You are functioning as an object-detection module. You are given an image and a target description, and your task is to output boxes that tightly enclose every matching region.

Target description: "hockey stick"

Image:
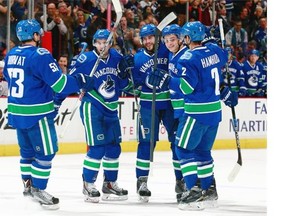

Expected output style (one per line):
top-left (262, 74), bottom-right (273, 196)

top-left (59, 0), bottom-right (122, 138)
top-left (79, 42), bottom-right (88, 55)
top-left (150, 12), bottom-right (177, 163)
top-left (119, 25), bottom-right (146, 139)
top-left (218, 19), bottom-right (242, 182)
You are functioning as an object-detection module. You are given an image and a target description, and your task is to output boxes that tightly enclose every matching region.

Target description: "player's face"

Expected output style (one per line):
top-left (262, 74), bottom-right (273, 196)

top-left (95, 39), bottom-right (111, 57)
top-left (249, 54), bottom-right (259, 64)
top-left (163, 34), bottom-right (179, 53)
top-left (142, 35), bottom-right (155, 52)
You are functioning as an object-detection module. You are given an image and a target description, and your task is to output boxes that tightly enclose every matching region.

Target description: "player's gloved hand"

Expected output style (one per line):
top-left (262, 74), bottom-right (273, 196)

top-left (220, 86), bottom-right (238, 107)
top-left (148, 68), bottom-right (170, 89)
top-left (238, 88), bottom-right (247, 97)
top-left (255, 89), bottom-right (265, 97)
top-left (118, 54), bottom-right (134, 79)
top-left (74, 73), bottom-right (95, 92)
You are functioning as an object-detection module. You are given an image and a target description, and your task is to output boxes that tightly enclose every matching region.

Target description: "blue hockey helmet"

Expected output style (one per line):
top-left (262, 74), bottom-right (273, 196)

top-left (93, 29), bottom-right (112, 46)
top-left (162, 24), bottom-right (181, 38)
top-left (16, 19), bottom-right (43, 42)
top-left (93, 29), bottom-right (110, 40)
top-left (248, 49), bottom-right (260, 56)
top-left (225, 47), bottom-right (233, 54)
top-left (139, 24), bottom-right (157, 39)
top-left (181, 21), bottom-right (206, 42)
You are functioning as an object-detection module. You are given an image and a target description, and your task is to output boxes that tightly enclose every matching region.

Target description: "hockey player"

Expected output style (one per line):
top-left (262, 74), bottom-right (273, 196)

top-left (242, 49), bottom-right (265, 97)
top-left (221, 47), bottom-right (247, 96)
top-left (161, 24), bottom-right (188, 201)
top-left (131, 23), bottom-right (179, 202)
top-left (148, 21), bottom-right (238, 210)
top-left (2, 19), bottom-right (94, 210)
top-left (55, 29), bottom-right (134, 203)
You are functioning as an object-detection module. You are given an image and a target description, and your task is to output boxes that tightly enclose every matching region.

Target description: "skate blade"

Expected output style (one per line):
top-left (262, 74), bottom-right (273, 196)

top-left (204, 200), bottom-right (218, 208)
top-left (178, 201), bottom-right (204, 211)
top-left (40, 203), bottom-right (60, 210)
top-left (138, 195), bottom-right (149, 203)
top-left (84, 196), bottom-right (100, 203)
top-left (101, 193), bottom-right (128, 201)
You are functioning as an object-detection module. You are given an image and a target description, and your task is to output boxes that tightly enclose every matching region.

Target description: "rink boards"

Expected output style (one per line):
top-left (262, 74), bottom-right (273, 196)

top-left (0, 97), bottom-right (267, 156)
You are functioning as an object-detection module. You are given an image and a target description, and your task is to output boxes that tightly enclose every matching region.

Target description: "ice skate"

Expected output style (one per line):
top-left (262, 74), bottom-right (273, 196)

top-left (137, 176), bottom-right (151, 203)
top-left (202, 180), bottom-right (218, 208)
top-left (83, 181), bottom-right (100, 203)
top-left (176, 179), bottom-right (201, 203)
top-left (178, 187), bottom-right (204, 211)
top-left (175, 178), bottom-right (186, 194)
top-left (22, 179), bottom-right (32, 197)
top-left (31, 186), bottom-right (59, 210)
top-left (101, 181), bottom-right (128, 201)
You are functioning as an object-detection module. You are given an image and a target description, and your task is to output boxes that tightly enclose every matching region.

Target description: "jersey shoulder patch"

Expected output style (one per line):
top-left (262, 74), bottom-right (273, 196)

top-left (180, 50), bottom-right (193, 60)
top-left (36, 48), bottom-right (50, 55)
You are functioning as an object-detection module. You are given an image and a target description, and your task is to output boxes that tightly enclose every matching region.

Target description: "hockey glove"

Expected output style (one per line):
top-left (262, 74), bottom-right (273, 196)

top-left (255, 89), bottom-right (265, 97)
top-left (74, 73), bottom-right (95, 92)
top-left (148, 69), bottom-right (170, 89)
top-left (220, 86), bottom-right (238, 107)
top-left (118, 54), bottom-right (134, 79)
top-left (238, 88), bottom-right (247, 97)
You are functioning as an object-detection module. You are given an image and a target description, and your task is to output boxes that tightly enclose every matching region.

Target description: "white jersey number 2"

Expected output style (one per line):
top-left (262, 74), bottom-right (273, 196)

top-left (7, 68), bottom-right (24, 98)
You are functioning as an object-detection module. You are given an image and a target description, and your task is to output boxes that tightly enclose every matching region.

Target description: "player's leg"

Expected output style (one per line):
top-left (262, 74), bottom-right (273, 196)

top-left (22, 117), bottom-right (59, 210)
top-left (135, 107), bottom-right (160, 202)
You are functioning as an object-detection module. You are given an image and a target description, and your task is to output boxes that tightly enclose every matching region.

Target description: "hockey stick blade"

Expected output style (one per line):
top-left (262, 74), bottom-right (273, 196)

top-left (228, 163), bottom-right (242, 182)
top-left (157, 12), bottom-right (177, 31)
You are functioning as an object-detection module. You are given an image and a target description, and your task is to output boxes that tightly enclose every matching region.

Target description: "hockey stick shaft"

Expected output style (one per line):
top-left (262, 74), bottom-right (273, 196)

top-left (218, 19), bottom-right (242, 181)
top-left (59, 0), bottom-right (122, 138)
top-left (150, 12), bottom-right (177, 162)
top-left (79, 42), bottom-right (88, 55)
top-left (119, 26), bottom-right (146, 139)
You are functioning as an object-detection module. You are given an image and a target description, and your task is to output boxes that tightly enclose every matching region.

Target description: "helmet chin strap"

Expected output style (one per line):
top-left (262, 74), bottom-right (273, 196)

top-left (33, 33), bottom-right (41, 47)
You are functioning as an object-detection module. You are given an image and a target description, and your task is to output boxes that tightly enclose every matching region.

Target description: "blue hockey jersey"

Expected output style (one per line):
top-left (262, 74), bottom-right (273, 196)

top-left (169, 43), bottom-right (228, 126)
top-left (3, 45), bottom-right (82, 129)
top-left (168, 46), bottom-right (188, 118)
top-left (132, 42), bottom-right (171, 110)
top-left (69, 48), bottom-right (132, 117)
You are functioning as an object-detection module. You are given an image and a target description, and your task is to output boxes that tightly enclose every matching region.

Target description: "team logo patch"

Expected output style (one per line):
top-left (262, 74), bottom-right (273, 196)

top-left (97, 134), bottom-right (104, 140)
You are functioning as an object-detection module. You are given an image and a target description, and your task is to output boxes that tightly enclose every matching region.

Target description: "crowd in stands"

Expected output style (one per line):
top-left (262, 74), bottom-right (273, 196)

top-left (0, 0), bottom-right (267, 97)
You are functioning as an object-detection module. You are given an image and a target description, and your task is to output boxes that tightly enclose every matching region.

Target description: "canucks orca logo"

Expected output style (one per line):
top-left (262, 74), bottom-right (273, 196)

top-left (98, 75), bottom-right (115, 98)
top-left (248, 74), bottom-right (258, 87)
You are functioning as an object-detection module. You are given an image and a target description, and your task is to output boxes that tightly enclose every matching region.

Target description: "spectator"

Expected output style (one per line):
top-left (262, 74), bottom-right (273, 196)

top-left (10, 0), bottom-right (29, 45)
top-left (40, 2), bottom-right (68, 60)
top-left (73, 10), bottom-right (92, 53)
top-left (248, 5), bottom-right (264, 41)
top-left (225, 19), bottom-right (248, 60)
top-left (0, 0), bottom-right (7, 44)
top-left (116, 16), bottom-right (136, 54)
top-left (58, 54), bottom-right (69, 74)
top-left (0, 60), bottom-right (8, 97)
top-left (124, 8), bottom-right (138, 29)
top-left (216, 4), bottom-right (231, 34)
top-left (254, 16), bottom-right (267, 52)
top-left (236, 6), bottom-right (250, 30)
top-left (58, 1), bottom-right (77, 59)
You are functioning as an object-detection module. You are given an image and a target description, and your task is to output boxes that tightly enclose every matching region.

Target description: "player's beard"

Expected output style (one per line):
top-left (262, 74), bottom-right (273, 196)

top-left (144, 42), bottom-right (155, 55)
